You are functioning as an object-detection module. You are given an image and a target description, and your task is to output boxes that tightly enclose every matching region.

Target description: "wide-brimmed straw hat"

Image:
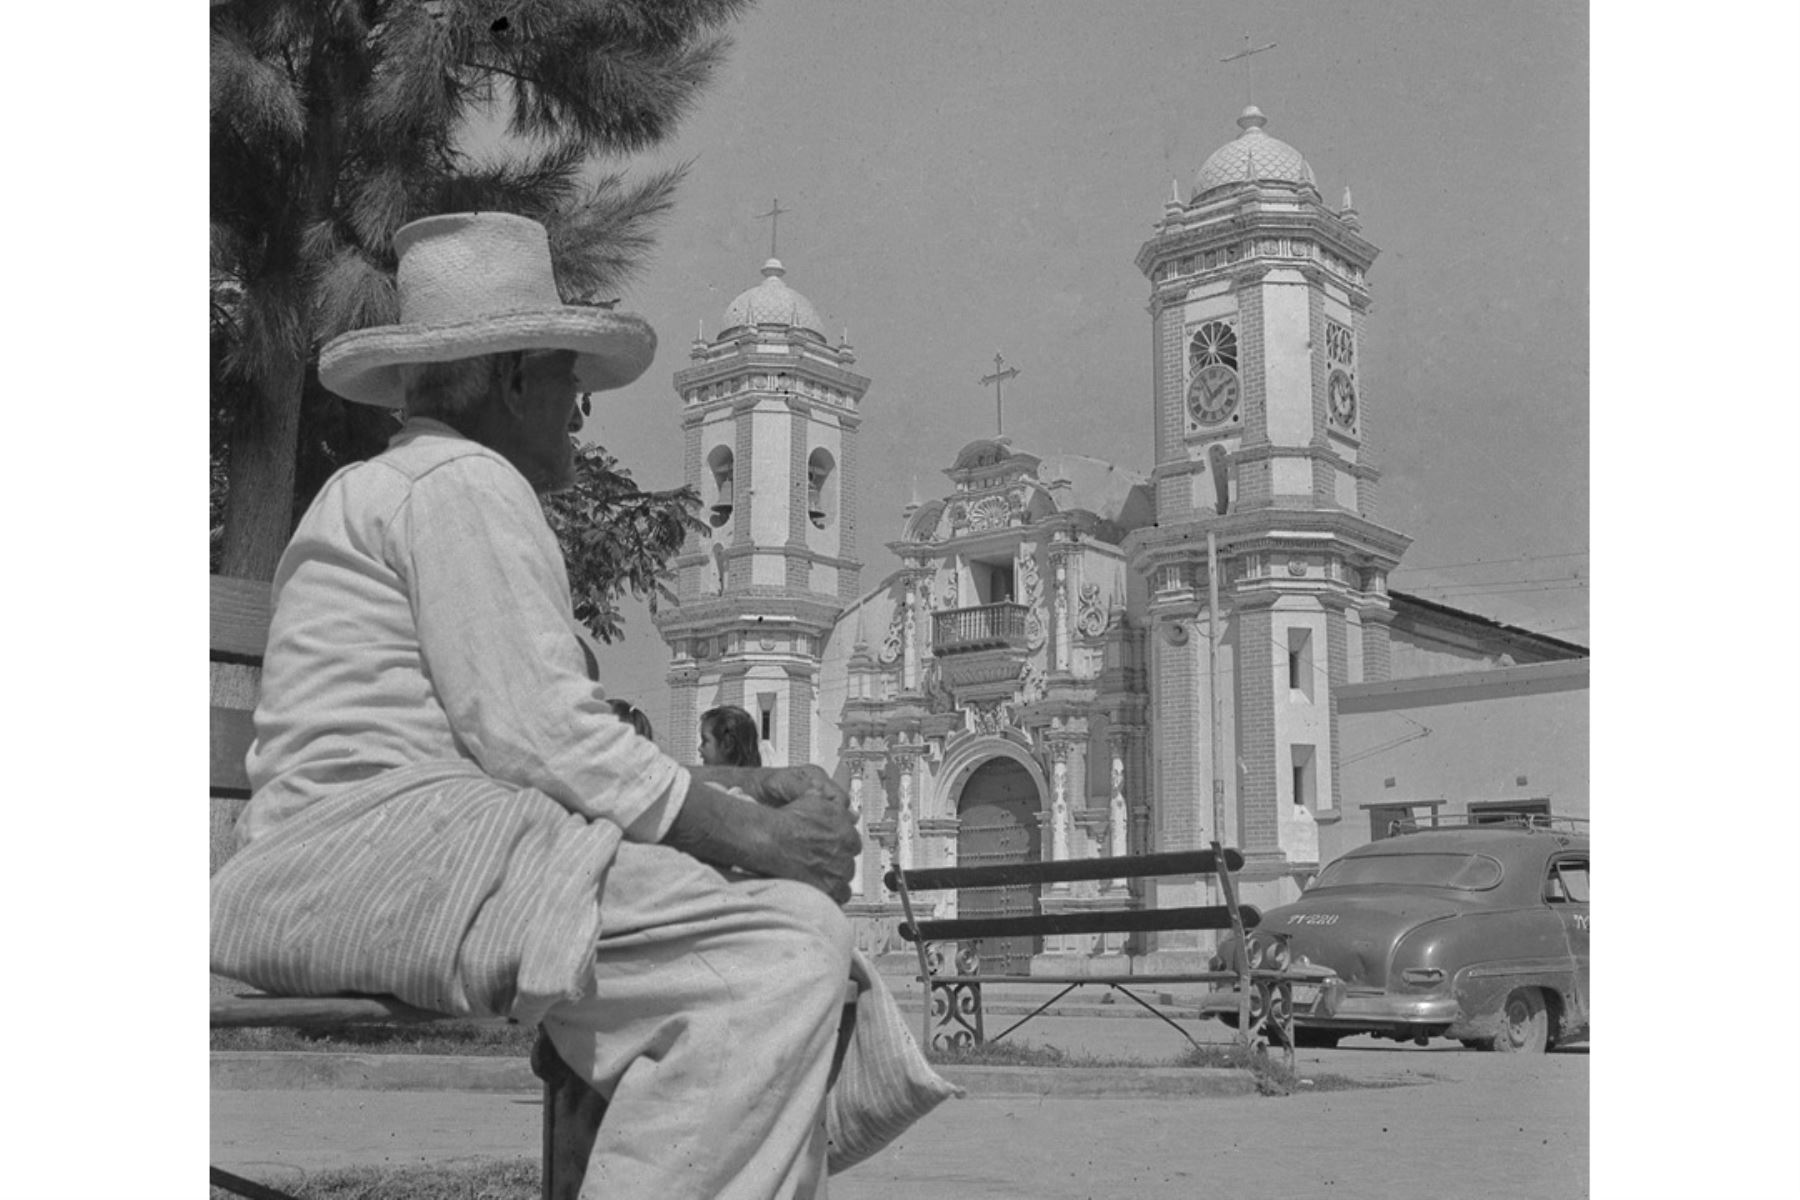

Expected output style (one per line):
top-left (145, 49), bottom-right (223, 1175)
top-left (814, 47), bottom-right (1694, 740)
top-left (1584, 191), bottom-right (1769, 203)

top-left (318, 212), bottom-right (657, 409)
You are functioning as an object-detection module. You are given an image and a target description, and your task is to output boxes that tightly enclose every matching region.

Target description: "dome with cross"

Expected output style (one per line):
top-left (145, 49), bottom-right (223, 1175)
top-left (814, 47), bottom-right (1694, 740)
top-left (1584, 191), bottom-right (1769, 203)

top-left (1193, 106), bottom-right (1317, 199)
top-left (721, 259), bottom-right (827, 342)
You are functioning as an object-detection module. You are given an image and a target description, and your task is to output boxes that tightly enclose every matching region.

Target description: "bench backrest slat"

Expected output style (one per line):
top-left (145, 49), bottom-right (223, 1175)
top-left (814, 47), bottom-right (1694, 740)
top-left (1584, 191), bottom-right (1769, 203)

top-left (903, 904), bottom-right (1260, 944)
top-left (210, 575), bottom-right (272, 801)
top-left (885, 847), bottom-right (1243, 894)
top-left (211, 575), bottom-right (273, 664)
top-left (211, 706), bottom-right (257, 798)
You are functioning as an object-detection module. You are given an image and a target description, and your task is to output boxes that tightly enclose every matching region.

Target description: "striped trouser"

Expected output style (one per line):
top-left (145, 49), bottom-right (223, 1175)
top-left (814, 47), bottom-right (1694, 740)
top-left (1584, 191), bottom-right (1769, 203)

top-left (539, 840), bottom-right (853, 1200)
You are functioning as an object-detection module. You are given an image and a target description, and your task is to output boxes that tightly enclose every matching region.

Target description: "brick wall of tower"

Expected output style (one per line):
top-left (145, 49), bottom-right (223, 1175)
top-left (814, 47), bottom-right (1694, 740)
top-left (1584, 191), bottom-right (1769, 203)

top-left (1364, 610), bottom-right (1393, 682)
top-left (1325, 603), bottom-right (1349, 811)
top-left (1154, 302), bottom-right (1190, 519)
top-left (1236, 603), bottom-right (1278, 852)
top-left (681, 420), bottom-right (703, 600)
top-left (667, 669), bottom-right (699, 771)
top-left (1353, 301), bottom-right (1379, 517)
top-left (786, 669), bottom-right (815, 767)
top-left (838, 418), bottom-right (859, 600)
top-left (1309, 286), bottom-right (1336, 507)
top-left (1235, 285), bottom-right (1271, 509)
top-left (730, 410), bottom-right (754, 588)
top-left (786, 408), bottom-right (810, 588)
top-left (1152, 619), bottom-right (1202, 851)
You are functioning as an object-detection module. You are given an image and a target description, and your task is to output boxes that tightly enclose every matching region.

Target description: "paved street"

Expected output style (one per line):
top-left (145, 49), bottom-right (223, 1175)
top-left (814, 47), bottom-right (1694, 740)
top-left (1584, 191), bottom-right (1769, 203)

top-left (213, 1009), bottom-right (1588, 1200)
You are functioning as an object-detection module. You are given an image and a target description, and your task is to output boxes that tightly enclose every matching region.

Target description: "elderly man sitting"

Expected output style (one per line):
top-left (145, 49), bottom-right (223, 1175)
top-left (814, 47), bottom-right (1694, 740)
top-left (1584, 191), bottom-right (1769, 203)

top-left (211, 213), bottom-right (932, 1199)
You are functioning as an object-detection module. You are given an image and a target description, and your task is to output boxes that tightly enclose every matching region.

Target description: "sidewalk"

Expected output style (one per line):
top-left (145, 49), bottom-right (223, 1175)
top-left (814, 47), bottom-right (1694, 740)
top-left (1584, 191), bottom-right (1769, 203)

top-left (213, 1012), bottom-right (1588, 1200)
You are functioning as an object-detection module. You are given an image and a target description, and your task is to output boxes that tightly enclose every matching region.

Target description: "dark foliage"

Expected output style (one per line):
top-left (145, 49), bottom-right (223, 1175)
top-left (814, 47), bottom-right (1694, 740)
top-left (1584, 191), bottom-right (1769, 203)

top-left (210, 0), bottom-right (751, 609)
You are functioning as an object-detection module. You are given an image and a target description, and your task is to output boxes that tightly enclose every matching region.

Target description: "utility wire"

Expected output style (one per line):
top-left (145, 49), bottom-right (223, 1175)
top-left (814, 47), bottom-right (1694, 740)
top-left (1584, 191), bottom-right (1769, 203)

top-left (1392, 550), bottom-right (1588, 574)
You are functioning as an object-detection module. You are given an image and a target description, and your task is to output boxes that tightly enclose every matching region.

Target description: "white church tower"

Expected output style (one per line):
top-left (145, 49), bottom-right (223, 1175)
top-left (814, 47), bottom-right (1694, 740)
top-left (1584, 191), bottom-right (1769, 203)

top-left (1127, 106), bottom-right (1412, 911)
top-left (655, 257), bottom-right (870, 765)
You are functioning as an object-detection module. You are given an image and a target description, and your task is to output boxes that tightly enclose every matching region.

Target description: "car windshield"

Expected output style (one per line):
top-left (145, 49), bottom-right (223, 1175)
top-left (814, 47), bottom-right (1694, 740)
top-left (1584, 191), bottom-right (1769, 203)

top-left (1313, 852), bottom-right (1504, 891)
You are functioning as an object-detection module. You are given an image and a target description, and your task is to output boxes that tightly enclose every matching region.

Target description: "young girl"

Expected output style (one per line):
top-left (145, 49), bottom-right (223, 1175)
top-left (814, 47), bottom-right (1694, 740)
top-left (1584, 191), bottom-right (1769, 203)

top-left (698, 704), bottom-right (761, 768)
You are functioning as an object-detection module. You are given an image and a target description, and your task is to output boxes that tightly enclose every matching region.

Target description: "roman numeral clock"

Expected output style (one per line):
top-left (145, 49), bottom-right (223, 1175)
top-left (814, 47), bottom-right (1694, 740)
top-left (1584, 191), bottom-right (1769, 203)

top-left (1186, 319), bottom-right (1241, 430)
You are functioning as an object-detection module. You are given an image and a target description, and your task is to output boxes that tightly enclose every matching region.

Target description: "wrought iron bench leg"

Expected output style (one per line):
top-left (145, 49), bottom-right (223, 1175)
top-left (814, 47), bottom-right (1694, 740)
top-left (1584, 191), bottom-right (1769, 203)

top-left (532, 1027), bottom-right (609, 1200)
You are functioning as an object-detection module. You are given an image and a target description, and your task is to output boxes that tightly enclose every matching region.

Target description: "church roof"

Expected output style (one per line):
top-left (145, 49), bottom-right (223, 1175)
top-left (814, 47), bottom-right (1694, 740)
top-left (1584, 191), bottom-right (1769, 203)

top-left (1193, 106), bottom-right (1317, 198)
top-left (1033, 453), bottom-right (1151, 528)
top-left (721, 259), bottom-right (827, 341)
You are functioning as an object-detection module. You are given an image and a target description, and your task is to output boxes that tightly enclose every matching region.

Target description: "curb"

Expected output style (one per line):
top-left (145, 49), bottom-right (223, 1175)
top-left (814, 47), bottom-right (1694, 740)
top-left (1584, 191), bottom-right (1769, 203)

top-left (211, 1052), bottom-right (1259, 1100)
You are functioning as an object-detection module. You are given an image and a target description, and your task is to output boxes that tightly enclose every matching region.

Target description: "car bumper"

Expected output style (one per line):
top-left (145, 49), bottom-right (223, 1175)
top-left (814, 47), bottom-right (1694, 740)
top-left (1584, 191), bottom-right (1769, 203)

top-left (1295, 991), bottom-right (1462, 1030)
top-left (1198, 986), bottom-right (1463, 1034)
top-left (1195, 973), bottom-right (1349, 1021)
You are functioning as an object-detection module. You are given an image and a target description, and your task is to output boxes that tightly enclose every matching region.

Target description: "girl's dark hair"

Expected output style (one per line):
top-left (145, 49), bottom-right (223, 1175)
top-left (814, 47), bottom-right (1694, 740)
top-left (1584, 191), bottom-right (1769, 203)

top-left (608, 698), bottom-right (654, 741)
top-left (700, 705), bottom-right (761, 767)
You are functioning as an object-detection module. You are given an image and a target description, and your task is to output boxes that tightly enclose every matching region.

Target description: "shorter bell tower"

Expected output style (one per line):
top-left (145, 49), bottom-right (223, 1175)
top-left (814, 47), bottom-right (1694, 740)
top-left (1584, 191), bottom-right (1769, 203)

top-left (656, 257), bottom-right (870, 766)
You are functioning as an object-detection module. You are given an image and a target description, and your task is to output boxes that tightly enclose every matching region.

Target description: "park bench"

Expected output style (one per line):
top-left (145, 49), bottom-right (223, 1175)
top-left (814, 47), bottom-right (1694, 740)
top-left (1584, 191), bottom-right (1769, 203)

top-left (885, 845), bottom-right (1336, 1069)
top-left (209, 573), bottom-right (855, 1199)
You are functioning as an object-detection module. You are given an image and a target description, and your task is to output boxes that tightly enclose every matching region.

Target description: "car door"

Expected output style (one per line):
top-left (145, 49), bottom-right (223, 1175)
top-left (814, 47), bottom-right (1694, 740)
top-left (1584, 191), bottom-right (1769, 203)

top-left (1543, 852), bottom-right (1590, 1036)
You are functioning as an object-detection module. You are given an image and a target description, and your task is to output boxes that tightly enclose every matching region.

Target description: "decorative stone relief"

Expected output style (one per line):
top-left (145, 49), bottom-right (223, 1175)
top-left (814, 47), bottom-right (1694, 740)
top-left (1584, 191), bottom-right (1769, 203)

top-left (878, 604), bottom-right (904, 665)
top-left (849, 772), bottom-right (866, 895)
top-left (1076, 582), bottom-right (1108, 638)
top-left (1017, 660), bottom-right (1046, 706)
top-left (896, 766), bottom-right (916, 871)
top-left (1019, 547), bottom-right (1046, 649)
top-left (1108, 736), bottom-right (1129, 883)
top-left (963, 698), bottom-right (1014, 736)
top-left (969, 494), bottom-right (1010, 532)
top-left (922, 662), bottom-right (954, 714)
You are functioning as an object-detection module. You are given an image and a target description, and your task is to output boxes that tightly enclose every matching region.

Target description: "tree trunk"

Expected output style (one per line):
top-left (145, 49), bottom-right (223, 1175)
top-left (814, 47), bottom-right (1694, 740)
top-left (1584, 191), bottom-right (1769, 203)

top-left (220, 355), bottom-right (305, 582)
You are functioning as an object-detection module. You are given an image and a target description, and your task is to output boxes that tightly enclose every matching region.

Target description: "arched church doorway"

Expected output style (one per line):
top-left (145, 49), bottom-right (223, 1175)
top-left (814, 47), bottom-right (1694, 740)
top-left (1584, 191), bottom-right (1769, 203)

top-left (957, 756), bottom-right (1042, 973)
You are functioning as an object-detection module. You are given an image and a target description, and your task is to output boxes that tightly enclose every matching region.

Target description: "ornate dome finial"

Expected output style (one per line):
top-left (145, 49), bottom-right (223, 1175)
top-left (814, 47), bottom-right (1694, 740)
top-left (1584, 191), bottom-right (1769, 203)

top-left (721, 256), bottom-right (826, 340)
top-left (1192, 104), bottom-right (1316, 199)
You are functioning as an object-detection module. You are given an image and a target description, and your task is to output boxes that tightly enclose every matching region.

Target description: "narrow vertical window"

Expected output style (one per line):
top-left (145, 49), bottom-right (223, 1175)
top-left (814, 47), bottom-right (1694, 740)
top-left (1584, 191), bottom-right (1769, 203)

top-left (758, 693), bottom-right (776, 745)
top-left (1291, 745), bottom-right (1317, 810)
top-left (708, 446), bottom-right (735, 529)
top-left (806, 448), bottom-right (836, 530)
top-left (1286, 628), bottom-right (1314, 701)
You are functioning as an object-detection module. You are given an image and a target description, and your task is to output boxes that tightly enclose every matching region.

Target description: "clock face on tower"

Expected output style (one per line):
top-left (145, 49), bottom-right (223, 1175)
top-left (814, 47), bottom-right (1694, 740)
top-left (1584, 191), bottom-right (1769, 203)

top-left (1328, 369), bottom-right (1357, 429)
top-left (1188, 363), bottom-right (1240, 426)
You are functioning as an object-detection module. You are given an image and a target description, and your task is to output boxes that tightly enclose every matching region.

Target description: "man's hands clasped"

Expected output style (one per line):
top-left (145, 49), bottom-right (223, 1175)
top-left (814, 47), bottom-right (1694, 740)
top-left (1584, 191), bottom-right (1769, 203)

top-left (678, 764), bottom-right (862, 905)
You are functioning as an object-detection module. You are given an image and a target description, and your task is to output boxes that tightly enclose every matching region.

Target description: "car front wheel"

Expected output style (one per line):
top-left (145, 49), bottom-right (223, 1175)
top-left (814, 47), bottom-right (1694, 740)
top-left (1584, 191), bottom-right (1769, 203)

top-left (1491, 988), bottom-right (1549, 1054)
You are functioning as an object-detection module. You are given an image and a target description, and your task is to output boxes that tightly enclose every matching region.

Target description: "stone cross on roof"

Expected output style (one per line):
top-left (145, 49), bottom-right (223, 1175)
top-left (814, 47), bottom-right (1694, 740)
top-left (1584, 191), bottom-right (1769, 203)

top-left (1220, 34), bottom-right (1278, 107)
top-left (753, 197), bottom-right (790, 259)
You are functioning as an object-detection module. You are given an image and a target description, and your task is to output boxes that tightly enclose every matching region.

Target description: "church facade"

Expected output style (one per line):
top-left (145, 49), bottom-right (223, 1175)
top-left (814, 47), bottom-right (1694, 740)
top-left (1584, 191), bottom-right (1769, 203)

top-left (653, 106), bottom-right (1587, 970)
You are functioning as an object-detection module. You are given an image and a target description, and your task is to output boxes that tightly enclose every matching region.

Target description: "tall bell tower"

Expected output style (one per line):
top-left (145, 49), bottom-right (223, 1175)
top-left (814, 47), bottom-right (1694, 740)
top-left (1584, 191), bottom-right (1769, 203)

top-left (1126, 106), bottom-right (1412, 907)
top-left (655, 257), bottom-right (869, 766)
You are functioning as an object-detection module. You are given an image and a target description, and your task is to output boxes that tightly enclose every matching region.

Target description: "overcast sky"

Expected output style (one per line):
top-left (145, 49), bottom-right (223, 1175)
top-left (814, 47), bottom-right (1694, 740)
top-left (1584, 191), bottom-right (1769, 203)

top-left (563, 0), bottom-right (1588, 716)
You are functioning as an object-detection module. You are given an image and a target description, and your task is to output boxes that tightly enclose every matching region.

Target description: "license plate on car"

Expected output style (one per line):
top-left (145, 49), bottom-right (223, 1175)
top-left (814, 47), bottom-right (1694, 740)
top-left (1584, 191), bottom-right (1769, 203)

top-left (1291, 984), bottom-right (1320, 1008)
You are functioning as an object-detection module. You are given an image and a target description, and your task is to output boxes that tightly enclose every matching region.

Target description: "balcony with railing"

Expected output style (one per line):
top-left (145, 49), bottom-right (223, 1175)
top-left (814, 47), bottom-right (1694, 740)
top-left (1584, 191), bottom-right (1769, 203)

top-left (932, 602), bottom-right (1032, 655)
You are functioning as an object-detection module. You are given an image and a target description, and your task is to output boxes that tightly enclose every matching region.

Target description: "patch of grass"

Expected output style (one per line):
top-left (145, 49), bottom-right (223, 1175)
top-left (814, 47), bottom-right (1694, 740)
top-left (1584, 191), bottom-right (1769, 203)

top-left (925, 1040), bottom-right (1150, 1069)
top-left (1174, 1040), bottom-right (1298, 1095)
top-left (211, 1158), bottom-right (537, 1200)
top-left (211, 1021), bottom-right (537, 1057)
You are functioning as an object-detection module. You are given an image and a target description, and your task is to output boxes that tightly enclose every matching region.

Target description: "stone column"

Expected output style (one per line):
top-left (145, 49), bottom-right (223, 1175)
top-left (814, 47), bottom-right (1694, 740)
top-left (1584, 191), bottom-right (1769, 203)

top-left (1108, 731), bottom-right (1129, 888)
top-left (848, 763), bottom-right (868, 897)
top-left (894, 752), bottom-right (917, 871)
top-left (900, 575), bottom-right (919, 694)
top-left (1050, 541), bottom-right (1072, 674)
top-left (1048, 740), bottom-right (1071, 872)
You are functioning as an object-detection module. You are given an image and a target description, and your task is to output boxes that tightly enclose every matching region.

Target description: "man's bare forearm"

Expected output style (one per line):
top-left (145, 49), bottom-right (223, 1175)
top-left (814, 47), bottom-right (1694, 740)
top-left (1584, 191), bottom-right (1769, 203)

top-left (661, 776), bottom-right (782, 875)
top-left (659, 766), bottom-right (861, 904)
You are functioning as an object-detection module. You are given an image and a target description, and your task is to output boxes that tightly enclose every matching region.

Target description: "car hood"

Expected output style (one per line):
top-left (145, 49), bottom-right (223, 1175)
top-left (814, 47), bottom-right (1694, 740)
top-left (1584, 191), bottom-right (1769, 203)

top-left (1261, 887), bottom-right (1482, 989)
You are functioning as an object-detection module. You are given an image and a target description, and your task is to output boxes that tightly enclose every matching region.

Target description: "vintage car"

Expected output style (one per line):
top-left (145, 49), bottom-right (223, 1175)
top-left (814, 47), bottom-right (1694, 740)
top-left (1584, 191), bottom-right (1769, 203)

top-left (1201, 819), bottom-right (1589, 1052)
